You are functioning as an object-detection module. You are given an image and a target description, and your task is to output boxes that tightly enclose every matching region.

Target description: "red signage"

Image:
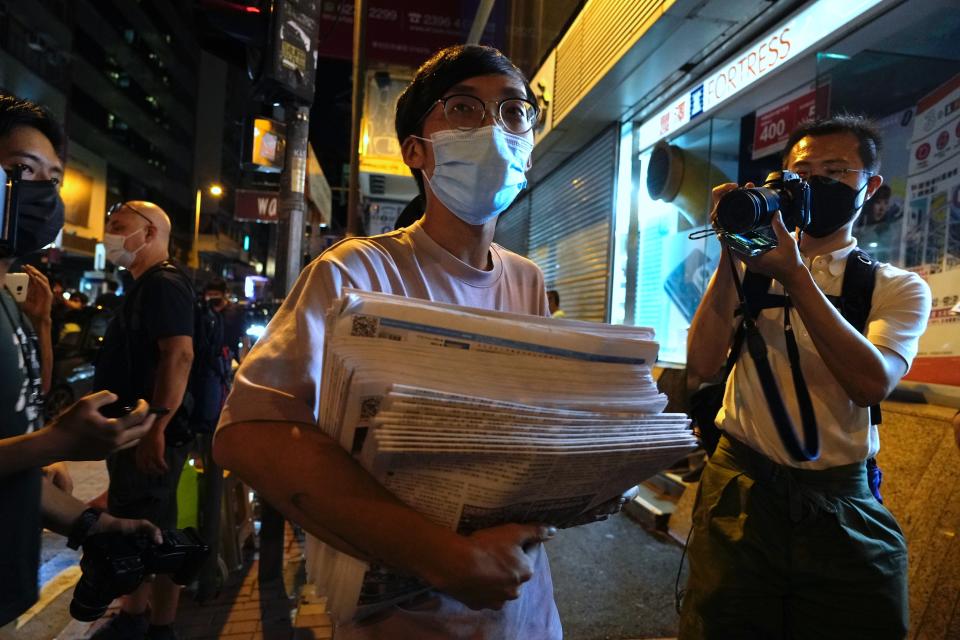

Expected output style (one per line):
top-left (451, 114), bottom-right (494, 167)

top-left (235, 189), bottom-right (280, 222)
top-left (315, 1), bottom-right (506, 66)
top-left (752, 83), bottom-right (830, 159)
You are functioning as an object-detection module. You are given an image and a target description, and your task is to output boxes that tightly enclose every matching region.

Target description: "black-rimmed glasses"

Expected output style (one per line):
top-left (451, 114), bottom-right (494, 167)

top-left (795, 167), bottom-right (874, 182)
top-left (428, 94), bottom-right (539, 135)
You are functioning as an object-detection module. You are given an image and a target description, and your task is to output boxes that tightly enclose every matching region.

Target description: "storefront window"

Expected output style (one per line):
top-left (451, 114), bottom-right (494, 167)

top-left (613, 1), bottom-right (959, 388)
top-left (614, 118), bottom-right (738, 364)
top-left (609, 122), bottom-right (634, 325)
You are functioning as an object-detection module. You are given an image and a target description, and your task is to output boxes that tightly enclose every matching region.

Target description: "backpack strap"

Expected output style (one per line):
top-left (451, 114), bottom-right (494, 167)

top-left (124, 261), bottom-right (193, 332)
top-left (838, 248), bottom-right (882, 425)
top-left (838, 248), bottom-right (878, 334)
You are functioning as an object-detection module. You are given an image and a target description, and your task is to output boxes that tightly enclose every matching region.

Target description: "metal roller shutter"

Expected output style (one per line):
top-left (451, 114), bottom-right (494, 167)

top-left (494, 193), bottom-right (530, 256)
top-left (527, 125), bottom-right (618, 321)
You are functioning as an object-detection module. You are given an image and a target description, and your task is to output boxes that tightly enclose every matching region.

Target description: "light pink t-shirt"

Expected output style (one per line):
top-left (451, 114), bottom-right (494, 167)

top-left (218, 220), bottom-right (561, 639)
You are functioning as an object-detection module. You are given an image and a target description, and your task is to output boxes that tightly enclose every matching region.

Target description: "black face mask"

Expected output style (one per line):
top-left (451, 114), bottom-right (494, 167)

top-left (0, 179), bottom-right (65, 258)
top-left (805, 175), bottom-right (867, 238)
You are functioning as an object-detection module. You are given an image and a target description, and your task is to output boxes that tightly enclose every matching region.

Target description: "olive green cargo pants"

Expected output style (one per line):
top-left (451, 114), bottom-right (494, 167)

top-left (679, 435), bottom-right (908, 639)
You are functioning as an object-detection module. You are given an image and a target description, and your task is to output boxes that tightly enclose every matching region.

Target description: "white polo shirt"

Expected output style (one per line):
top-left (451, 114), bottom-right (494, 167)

top-left (718, 239), bottom-right (931, 469)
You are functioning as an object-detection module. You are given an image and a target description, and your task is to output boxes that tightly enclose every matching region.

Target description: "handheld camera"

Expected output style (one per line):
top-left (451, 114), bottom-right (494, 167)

top-left (713, 170), bottom-right (810, 256)
top-left (70, 528), bottom-right (208, 621)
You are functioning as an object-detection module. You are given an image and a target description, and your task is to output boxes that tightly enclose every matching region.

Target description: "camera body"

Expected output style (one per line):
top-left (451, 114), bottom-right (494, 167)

top-left (70, 528), bottom-right (208, 621)
top-left (715, 170), bottom-right (811, 256)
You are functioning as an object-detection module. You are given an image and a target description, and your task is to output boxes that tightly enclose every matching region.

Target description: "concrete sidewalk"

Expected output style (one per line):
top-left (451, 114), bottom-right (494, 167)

top-left (12, 459), bottom-right (686, 640)
top-left (58, 523), bottom-right (330, 640)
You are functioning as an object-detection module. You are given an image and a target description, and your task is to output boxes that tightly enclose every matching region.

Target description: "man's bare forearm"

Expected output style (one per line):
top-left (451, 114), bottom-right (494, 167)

top-left (0, 430), bottom-right (58, 478)
top-left (150, 343), bottom-right (192, 435)
top-left (40, 475), bottom-right (87, 536)
top-left (214, 421), bottom-right (466, 584)
top-left (687, 251), bottom-right (740, 384)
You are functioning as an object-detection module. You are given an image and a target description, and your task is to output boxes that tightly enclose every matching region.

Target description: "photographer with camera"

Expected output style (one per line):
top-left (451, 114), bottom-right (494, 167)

top-left (680, 116), bottom-right (931, 639)
top-left (0, 94), bottom-right (162, 629)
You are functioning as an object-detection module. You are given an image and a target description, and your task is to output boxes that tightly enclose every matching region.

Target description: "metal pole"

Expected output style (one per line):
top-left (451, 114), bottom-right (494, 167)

top-left (278, 105), bottom-right (310, 295)
top-left (195, 433), bottom-right (223, 602)
top-left (346, 0), bottom-right (367, 237)
top-left (467, 0), bottom-right (496, 45)
top-left (262, 105), bottom-right (309, 584)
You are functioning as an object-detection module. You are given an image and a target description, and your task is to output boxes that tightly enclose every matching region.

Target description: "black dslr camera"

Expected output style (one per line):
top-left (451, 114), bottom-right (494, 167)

top-left (70, 528), bottom-right (209, 621)
top-left (714, 170), bottom-right (811, 256)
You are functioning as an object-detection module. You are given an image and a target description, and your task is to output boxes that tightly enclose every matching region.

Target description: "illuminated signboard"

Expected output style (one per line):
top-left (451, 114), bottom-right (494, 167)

top-left (251, 117), bottom-right (286, 172)
top-left (235, 189), bottom-right (280, 222)
top-left (637, 0), bottom-right (885, 150)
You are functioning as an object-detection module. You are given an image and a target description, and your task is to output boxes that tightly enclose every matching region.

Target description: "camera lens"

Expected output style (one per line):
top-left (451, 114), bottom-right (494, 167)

top-left (717, 190), bottom-right (762, 233)
top-left (69, 575), bottom-right (112, 622)
top-left (716, 187), bottom-right (781, 233)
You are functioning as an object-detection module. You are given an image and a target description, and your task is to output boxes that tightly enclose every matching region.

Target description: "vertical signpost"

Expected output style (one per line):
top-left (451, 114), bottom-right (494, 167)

top-left (346, 0), bottom-right (368, 238)
top-left (258, 0), bottom-right (321, 586)
top-left (267, 0), bottom-right (320, 295)
top-left (278, 105), bottom-right (310, 295)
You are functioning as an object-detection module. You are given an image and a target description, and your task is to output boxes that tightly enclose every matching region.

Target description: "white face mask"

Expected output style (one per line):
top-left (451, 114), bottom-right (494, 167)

top-left (415, 125), bottom-right (533, 226)
top-left (103, 227), bottom-right (146, 268)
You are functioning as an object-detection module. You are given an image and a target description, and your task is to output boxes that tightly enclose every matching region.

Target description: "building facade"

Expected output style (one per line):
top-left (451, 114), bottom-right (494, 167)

top-left (497, 0), bottom-right (959, 401)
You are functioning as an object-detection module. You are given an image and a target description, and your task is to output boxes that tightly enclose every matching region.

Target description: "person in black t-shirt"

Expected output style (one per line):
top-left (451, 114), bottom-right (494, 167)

top-left (93, 201), bottom-right (194, 640)
top-left (0, 94), bottom-right (160, 630)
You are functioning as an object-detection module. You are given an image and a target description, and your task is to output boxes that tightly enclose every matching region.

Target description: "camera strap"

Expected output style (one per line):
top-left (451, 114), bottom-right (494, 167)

top-left (726, 249), bottom-right (820, 462)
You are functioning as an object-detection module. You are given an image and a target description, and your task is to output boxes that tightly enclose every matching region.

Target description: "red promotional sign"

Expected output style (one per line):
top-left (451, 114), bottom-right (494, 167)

top-left (752, 83), bottom-right (830, 159)
top-left (235, 189), bottom-right (280, 223)
top-left (315, 1), bottom-right (506, 66)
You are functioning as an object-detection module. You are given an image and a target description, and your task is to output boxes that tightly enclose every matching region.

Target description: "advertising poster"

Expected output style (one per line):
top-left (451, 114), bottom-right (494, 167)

top-left (900, 73), bottom-right (960, 388)
top-left (854, 108), bottom-right (914, 265)
top-left (752, 82), bottom-right (830, 160)
top-left (364, 201), bottom-right (403, 236)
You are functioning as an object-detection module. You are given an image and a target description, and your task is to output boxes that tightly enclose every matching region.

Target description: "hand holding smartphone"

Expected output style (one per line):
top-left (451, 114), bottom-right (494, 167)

top-left (4, 272), bottom-right (29, 302)
top-left (100, 403), bottom-right (170, 419)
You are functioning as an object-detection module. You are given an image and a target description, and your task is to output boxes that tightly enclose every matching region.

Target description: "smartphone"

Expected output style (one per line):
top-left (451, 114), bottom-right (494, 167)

top-left (148, 406), bottom-right (171, 416)
top-left (4, 272), bottom-right (28, 302)
top-left (100, 403), bottom-right (135, 419)
top-left (721, 229), bottom-right (778, 257)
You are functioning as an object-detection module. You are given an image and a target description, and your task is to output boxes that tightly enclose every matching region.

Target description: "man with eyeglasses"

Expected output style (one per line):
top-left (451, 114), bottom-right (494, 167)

top-left (92, 201), bottom-right (195, 640)
top-left (682, 116), bottom-right (931, 638)
top-left (214, 45), bottom-right (565, 639)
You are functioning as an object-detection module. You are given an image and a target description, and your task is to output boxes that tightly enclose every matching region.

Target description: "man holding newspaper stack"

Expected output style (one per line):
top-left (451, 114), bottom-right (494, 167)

top-left (215, 45), bottom-right (574, 638)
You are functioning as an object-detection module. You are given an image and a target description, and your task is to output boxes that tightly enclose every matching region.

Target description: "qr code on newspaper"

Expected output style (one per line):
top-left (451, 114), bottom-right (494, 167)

top-left (360, 397), bottom-right (381, 419)
top-left (351, 315), bottom-right (379, 337)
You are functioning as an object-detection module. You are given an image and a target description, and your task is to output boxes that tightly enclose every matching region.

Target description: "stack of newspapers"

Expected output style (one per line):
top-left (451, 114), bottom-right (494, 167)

top-left (310, 289), bottom-right (696, 623)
